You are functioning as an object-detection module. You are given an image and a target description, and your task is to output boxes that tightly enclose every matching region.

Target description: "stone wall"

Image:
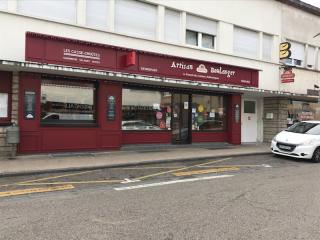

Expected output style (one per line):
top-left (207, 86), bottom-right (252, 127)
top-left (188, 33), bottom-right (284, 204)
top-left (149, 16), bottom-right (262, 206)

top-left (263, 97), bottom-right (290, 142)
top-left (0, 72), bottom-right (18, 158)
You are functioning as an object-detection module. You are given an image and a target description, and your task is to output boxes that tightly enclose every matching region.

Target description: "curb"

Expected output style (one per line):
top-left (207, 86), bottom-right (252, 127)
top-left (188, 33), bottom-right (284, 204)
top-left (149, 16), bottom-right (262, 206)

top-left (0, 151), bottom-right (271, 178)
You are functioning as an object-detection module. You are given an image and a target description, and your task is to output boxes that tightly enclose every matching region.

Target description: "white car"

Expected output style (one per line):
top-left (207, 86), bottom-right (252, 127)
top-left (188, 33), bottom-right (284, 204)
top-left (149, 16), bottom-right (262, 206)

top-left (271, 121), bottom-right (320, 162)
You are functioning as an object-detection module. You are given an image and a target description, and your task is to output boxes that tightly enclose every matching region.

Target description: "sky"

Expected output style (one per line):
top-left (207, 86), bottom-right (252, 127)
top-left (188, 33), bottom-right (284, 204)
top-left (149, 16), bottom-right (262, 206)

top-left (301, 0), bottom-right (320, 8)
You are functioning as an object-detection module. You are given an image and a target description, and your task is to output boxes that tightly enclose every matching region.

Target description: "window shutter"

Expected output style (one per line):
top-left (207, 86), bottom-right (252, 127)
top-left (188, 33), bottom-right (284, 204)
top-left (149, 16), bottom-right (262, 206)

top-left (165, 9), bottom-right (181, 44)
top-left (115, 0), bottom-right (157, 39)
top-left (0, 0), bottom-right (7, 10)
top-left (262, 34), bottom-right (273, 60)
top-left (290, 41), bottom-right (305, 61)
top-left (233, 27), bottom-right (259, 58)
top-left (86, 0), bottom-right (109, 29)
top-left (186, 14), bottom-right (217, 36)
top-left (307, 46), bottom-right (316, 67)
top-left (17, 0), bottom-right (76, 23)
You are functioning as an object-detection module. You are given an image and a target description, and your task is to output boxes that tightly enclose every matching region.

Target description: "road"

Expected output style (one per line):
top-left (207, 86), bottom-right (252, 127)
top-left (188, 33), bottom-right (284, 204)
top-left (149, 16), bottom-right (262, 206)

top-left (1, 154), bottom-right (320, 240)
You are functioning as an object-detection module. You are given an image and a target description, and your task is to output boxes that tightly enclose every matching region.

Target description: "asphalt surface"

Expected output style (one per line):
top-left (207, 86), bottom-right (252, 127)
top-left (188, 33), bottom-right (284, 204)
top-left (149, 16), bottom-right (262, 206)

top-left (1, 154), bottom-right (320, 239)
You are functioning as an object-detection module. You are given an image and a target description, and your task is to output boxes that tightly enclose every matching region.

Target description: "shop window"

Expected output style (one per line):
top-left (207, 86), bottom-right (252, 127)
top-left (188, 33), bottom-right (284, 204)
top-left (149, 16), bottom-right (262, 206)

top-left (164, 8), bottom-right (181, 44)
top-left (192, 95), bottom-right (226, 131)
top-left (122, 89), bottom-right (171, 131)
top-left (186, 14), bottom-right (217, 49)
top-left (115, 0), bottom-right (157, 39)
top-left (17, 0), bottom-right (76, 23)
top-left (287, 101), bottom-right (320, 127)
top-left (40, 79), bottom-right (96, 125)
top-left (233, 26), bottom-right (259, 59)
top-left (0, 73), bottom-right (11, 125)
top-left (86, 0), bottom-right (109, 29)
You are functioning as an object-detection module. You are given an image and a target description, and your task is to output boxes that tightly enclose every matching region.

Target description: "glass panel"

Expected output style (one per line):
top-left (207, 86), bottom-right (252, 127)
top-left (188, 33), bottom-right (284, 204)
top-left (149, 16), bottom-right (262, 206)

top-left (0, 93), bottom-right (8, 118)
top-left (172, 93), bottom-right (189, 143)
top-left (202, 33), bottom-right (214, 49)
top-left (186, 30), bottom-right (198, 46)
top-left (17, 0), bottom-right (76, 23)
top-left (192, 95), bottom-right (226, 131)
top-left (244, 101), bottom-right (255, 113)
top-left (165, 8), bottom-right (180, 44)
top-left (86, 0), bottom-right (109, 29)
top-left (115, 0), bottom-right (157, 39)
top-left (233, 27), bottom-right (259, 59)
top-left (186, 14), bottom-right (217, 35)
top-left (287, 101), bottom-right (320, 127)
top-left (41, 79), bottom-right (96, 124)
top-left (122, 89), bottom-right (171, 130)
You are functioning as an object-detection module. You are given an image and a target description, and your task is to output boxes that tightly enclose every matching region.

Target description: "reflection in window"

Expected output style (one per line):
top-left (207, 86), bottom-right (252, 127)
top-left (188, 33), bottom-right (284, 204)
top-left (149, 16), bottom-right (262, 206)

top-left (287, 101), bottom-right (320, 127)
top-left (192, 95), bottom-right (226, 131)
top-left (41, 79), bottom-right (96, 124)
top-left (122, 89), bottom-right (171, 130)
top-left (186, 30), bottom-right (198, 46)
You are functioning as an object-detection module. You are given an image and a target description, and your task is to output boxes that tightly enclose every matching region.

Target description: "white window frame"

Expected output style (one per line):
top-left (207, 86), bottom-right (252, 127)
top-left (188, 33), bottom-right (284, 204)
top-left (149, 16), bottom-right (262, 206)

top-left (185, 14), bottom-right (217, 50)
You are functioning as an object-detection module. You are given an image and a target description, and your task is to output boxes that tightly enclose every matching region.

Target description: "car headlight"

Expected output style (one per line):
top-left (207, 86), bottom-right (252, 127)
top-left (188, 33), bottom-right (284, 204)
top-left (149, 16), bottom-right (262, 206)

top-left (302, 139), bottom-right (317, 146)
top-left (272, 136), bottom-right (277, 142)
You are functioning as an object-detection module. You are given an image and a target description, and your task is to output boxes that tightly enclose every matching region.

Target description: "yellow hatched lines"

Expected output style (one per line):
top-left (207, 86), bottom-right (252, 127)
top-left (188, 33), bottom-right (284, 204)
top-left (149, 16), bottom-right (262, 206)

top-left (0, 184), bottom-right (74, 198)
top-left (173, 167), bottom-right (240, 177)
top-left (132, 157), bottom-right (232, 181)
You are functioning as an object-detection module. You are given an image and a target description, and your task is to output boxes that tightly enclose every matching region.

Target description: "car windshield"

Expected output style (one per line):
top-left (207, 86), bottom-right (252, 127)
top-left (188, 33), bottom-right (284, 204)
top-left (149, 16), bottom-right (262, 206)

top-left (286, 122), bottom-right (320, 134)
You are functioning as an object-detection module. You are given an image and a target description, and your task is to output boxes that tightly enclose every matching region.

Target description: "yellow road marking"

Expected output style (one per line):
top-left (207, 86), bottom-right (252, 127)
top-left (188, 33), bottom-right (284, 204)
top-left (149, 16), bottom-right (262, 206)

top-left (173, 167), bottom-right (240, 177)
top-left (197, 164), bottom-right (263, 168)
top-left (0, 170), bottom-right (99, 188)
top-left (119, 166), bottom-right (184, 170)
top-left (17, 179), bottom-right (123, 186)
top-left (0, 184), bottom-right (74, 198)
top-left (19, 170), bottom-right (98, 184)
top-left (133, 157), bottom-right (232, 181)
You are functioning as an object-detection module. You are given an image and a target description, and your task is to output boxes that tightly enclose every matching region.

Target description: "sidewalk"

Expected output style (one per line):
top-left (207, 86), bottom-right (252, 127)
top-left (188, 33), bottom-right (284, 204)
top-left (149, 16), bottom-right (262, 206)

top-left (0, 143), bottom-right (271, 177)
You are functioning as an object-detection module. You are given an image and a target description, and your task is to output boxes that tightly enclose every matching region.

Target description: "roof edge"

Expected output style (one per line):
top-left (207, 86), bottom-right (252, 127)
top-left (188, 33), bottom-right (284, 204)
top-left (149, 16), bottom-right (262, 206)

top-left (276, 0), bottom-right (320, 16)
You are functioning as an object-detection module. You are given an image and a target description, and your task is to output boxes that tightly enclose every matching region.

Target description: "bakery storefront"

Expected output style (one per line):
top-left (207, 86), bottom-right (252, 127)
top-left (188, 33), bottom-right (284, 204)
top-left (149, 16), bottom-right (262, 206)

top-left (16, 32), bottom-right (259, 153)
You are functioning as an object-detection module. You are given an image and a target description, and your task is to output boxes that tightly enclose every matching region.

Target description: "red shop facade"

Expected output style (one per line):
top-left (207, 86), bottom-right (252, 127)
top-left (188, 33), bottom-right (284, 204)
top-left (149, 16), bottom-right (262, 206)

top-left (16, 32), bottom-right (259, 154)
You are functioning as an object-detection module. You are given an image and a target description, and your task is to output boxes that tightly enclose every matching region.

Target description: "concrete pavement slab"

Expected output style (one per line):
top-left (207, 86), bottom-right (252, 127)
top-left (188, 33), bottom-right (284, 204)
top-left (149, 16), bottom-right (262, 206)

top-left (0, 143), bottom-right (271, 177)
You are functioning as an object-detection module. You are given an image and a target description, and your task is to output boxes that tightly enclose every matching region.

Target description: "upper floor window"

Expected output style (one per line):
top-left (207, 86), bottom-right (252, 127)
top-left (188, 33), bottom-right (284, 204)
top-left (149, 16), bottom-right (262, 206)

top-left (307, 45), bottom-right (316, 69)
top-left (86, 0), bottom-right (109, 29)
top-left (262, 33), bottom-right (273, 61)
top-left (0, 0), bottom-right (7, 10)
top-left (164, 9), bottom-right (181, 44)
top-left (284, 41), bottom-right (305, 67)
top-left (17, 0), bottom-right (76, 23)
top-left (186, 14), bottom-right (217, 50)
top-left (233, 26), bottom-right (259, 59)
top-left (115, 0), bottom-right (157, 39)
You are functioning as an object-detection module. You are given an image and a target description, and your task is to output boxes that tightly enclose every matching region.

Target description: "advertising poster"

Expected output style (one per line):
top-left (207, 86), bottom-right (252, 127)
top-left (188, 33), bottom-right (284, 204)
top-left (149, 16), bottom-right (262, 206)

top-left (0, 93), bottom-right (8, 118)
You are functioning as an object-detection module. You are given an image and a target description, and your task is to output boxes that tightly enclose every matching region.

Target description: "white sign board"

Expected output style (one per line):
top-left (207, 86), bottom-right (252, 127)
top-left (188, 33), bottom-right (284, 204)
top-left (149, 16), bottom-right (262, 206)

top-left (0, 93), bottom-right (8, 118)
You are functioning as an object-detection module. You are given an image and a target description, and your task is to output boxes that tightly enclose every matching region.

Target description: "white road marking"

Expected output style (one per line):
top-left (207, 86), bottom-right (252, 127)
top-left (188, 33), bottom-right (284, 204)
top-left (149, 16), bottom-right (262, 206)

top-left (114, 175), bottom-right (234, 191)
top-left (262, 164), bottom-right (272, 168)
top-left (121, 178), bottom-right (141, 184)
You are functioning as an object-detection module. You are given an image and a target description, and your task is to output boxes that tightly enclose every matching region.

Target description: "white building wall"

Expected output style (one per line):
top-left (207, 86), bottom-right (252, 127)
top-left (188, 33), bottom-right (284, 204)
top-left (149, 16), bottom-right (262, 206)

top-left (0, 0), bottom-right (282, 92)
top-left (279, 3), bottom-right (320, 95)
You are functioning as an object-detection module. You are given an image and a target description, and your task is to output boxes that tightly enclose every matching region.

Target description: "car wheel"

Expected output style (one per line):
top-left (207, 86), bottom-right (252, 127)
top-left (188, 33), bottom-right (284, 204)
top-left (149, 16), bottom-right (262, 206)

top-left (312, 147), bottom-right (320, 163)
